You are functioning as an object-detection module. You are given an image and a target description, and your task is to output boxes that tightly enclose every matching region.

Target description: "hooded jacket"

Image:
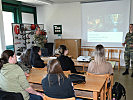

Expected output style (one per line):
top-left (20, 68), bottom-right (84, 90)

top-left (0, 63), bottom-right (30, 100)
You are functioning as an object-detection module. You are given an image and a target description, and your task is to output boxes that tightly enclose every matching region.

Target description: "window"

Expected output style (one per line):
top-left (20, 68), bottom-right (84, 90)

top-left (2, 11), bottom-right (14, 50)
top-left (22, 12), bottom-right (34, 24)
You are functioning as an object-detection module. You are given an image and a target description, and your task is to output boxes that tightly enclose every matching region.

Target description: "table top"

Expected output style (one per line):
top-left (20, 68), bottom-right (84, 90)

top-left (27, 68), bottom-right (106, 93)
top-left (74, 75), bottom-right (106, 92)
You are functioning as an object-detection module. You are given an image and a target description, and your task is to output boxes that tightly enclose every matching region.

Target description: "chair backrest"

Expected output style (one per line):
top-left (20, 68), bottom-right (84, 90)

top-left (43, 94), bottom-right (75, 100)
top-left (108, 49), bottom-right (122, 60)
top-left (86, 72), bottom-right (113, 100)
top-left (81, 48), bottom-right (95, 57)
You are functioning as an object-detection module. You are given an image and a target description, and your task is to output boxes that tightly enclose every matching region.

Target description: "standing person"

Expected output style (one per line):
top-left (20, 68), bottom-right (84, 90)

top-left (33, 27), bottom-right (47, 57)
top-left (41, 59), bottom-right (75, 99)
top-left (30, 46), bottom-right (45, 68)
top-left (57, 45), bottom-right (78, 73)
top-left (0, 50), bottom-right (43, 100)
top-left (87, 44), bottom-right (113, 75)
top-left (122, 24), bottom-right (133, 77)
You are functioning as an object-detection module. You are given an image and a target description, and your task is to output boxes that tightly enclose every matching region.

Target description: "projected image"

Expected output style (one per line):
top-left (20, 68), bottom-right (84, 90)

top-left (88, 14), bottom-right (120, 32)
top-left (87, 14), bottom-right (123, 42)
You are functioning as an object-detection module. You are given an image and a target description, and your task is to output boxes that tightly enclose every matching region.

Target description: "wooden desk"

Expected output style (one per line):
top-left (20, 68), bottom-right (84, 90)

top-left (72, 59), bottom-right (89, 72)
top-left (74, 75), bottom-right (106, 100)
top-left (27, 68), bottom-right (106, 100)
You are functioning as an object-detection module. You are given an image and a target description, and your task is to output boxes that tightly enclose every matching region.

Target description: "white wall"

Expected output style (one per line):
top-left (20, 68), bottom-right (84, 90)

top-left (0, 0), bottom-right (5, 55)
top-left (37, 2), bottom-right (81, 42)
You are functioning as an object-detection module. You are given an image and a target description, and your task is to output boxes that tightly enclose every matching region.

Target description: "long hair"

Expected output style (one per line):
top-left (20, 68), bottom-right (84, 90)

top-left (0, 50), bottom-right (14, 69)
top-left (47, 59), bottom-right (66, 86)
top-left (30, 46), bottom-right (40, 54)
top-left (94, 44), bottom-right (105, 65)
top-left (58, 45), bottom-right (67, 55)
top-left (20, 48), bottom-right (31, 65)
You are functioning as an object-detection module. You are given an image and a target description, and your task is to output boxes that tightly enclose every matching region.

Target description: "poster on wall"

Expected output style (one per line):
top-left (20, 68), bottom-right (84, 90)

top-left (53, 25), bottom-right (62, 34)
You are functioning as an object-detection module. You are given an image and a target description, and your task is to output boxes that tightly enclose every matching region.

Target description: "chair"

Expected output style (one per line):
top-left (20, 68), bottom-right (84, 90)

top-left (86, 73), bottom-right (113, 100)
top-left (43, 94), bottom-right (75, 100)
top-left (107, 49), bottom-right (122, 71)
top-left (81, 48), bottom-right (95, 59)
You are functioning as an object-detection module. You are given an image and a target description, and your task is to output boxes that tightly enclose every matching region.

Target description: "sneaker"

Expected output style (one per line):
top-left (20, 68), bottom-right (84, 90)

top-left (122, 69), bottom-right (129, 75)
top-left (131, 73), bottom-right (133, 77)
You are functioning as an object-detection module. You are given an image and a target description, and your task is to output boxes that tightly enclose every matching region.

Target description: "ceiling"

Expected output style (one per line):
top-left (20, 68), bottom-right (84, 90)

top-left (16, 0), bottom-right (117, 5)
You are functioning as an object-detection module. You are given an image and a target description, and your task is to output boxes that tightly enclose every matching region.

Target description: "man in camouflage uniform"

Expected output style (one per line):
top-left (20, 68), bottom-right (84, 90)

top-left (33, 27), bottom-right (47, 56)
top-left (122, 24), bottom-right (133, 77)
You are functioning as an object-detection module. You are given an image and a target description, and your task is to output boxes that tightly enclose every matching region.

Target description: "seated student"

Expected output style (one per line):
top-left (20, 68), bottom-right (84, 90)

top-left (17, 48), bottom-right (32, 76)
top-left (57, 45), bottom-right (78, 73)
top-left (87, 44), bottom-right (113, 75)
top-left (41, 59), bottom-right (75, 99)
top-left (30, 46), bottom-right (45, 68)
top-left (0, 50), bottom-right (43, 100)
top-left (75, 45), bottom-right (113, 98)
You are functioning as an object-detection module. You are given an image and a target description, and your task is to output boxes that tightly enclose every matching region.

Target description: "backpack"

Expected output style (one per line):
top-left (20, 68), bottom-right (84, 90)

top-left (112, 82), bottom-right (126, 100)
top-left (68, 74), bottom-right (86, 84)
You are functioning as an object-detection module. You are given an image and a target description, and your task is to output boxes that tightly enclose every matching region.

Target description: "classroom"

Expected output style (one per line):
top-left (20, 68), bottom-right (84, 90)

top-left (0, 0), bottom-right (133, 100)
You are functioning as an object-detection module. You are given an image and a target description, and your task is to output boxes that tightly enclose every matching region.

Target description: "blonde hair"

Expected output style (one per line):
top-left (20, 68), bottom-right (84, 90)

top-left (94, 44), bottom-right (105, 65)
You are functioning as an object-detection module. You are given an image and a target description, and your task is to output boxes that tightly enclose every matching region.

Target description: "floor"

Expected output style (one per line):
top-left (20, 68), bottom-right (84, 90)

top-left (76, 67), bottom-right (133, 100)
top-left (113, 68), bottom-right (133, 100)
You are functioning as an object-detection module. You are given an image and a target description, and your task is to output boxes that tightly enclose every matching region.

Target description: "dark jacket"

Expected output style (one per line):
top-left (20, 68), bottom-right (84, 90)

top-left (57, 55), bottom-right (77, 73)
top-left (0, 89), bottom-right (24, 100)
top-left (30, 54), bottom-right (45, 68)
top-left (42, 74), bottom-right (75, 99)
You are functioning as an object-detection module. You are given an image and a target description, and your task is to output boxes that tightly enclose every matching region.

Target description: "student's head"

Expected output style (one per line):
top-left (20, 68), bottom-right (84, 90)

top-left (94, 44), bottom-right (105, 64)
top-left (31, 46), bottom-right (41, 56)
top-left (47, 59), bottom-right (66, 86)
top-left (1, 50), bottom-right (17, 65)
top-left (20, 48), bottom-right (31, 65)
top-left (36, 27), bottom-right (41, 35)
top-left (58, 45), bottom-right (68, 56)
top-left (47, 59), bottom-right (63, 74)
top-left (129, 24), bottom-right (133, 32)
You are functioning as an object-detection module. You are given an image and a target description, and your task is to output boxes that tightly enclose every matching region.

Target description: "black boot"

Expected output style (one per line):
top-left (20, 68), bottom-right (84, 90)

top-left (122, 69), bottom-right (129, 75)
top-left (131, 72), bottom-right (133, 77)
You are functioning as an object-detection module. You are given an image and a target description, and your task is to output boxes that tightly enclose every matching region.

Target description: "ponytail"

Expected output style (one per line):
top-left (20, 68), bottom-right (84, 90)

top-left (0, 58), bottom-right (4, 69)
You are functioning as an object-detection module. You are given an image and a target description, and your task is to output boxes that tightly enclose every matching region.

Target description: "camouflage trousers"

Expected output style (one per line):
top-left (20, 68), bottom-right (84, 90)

top-left (124, 50), bottom-right (133, 69)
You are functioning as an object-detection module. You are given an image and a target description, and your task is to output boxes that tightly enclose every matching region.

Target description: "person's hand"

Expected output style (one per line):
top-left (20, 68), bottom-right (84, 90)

top-left (36, 92), bottom-right (44, 98)
top-left (122, 43), bottom-right (125, 46)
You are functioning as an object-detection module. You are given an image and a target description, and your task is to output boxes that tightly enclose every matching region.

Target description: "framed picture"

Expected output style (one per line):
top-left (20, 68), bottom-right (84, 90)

top-left (53, 25), bottom-right (62, 34)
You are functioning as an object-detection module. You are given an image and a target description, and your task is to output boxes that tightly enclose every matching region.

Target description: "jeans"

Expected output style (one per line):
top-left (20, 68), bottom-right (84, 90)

top-left (29, 94), bottom-right (43, 100)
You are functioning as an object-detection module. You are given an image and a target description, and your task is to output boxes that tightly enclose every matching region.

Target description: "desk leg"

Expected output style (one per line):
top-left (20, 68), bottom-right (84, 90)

top-left (100, 88), bottom-right (104, 100)
top-left (93, 92), bottom-right (98, 100)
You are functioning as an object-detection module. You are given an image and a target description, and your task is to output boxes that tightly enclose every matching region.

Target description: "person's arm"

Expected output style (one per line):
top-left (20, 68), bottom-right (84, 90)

top-left (25, 87), bottom-right (43, 98)
top-left (32, 54), bottom-right (45, 68)
top-left (67, 57), bottom-right (77, 73)
top-left (122, 34), bottom-right (127, 46)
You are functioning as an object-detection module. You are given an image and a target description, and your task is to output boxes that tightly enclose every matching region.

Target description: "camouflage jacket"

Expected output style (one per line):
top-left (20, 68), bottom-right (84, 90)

top-left (125, 32), bottom-right (133, 51)
top-left (33, 34), bottom-right (46, 48)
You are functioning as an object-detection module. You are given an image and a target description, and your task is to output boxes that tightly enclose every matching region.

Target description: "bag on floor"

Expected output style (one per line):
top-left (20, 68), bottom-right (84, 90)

top-left (68, 74), bottom-right (85, 84)
top-left (112, 82), bottom-right (126, 100)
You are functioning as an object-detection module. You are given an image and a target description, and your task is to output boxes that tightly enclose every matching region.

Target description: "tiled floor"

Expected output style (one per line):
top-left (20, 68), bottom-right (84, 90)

top-left (113, 68), bottom-right (133, 100)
